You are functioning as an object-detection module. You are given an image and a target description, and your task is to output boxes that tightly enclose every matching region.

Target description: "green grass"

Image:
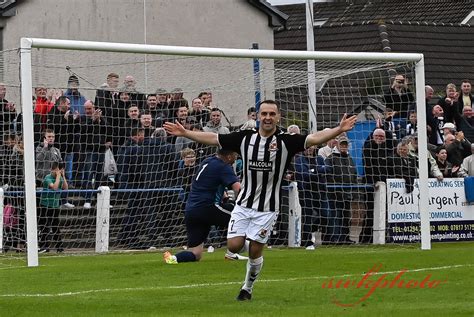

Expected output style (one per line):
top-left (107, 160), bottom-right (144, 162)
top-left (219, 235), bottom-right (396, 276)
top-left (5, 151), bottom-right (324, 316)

top-left (1, 243), bottom-right (473, 316)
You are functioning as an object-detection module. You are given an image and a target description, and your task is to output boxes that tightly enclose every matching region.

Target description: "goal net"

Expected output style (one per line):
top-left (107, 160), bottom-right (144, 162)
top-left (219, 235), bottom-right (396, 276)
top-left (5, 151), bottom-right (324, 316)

top-left (2, 39), bottom-right (450, 267)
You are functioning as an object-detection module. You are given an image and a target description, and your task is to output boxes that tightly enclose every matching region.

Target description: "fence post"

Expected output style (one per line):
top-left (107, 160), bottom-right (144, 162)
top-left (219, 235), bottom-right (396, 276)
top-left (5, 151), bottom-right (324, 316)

top-left (287, 181), bottom-right (302, 247)
top-left (0, 188), bottom-right (4, 252)
top-left (373, 181), bottom-right (387, 244)
top-left (96, 186), bottom-right (111, 253)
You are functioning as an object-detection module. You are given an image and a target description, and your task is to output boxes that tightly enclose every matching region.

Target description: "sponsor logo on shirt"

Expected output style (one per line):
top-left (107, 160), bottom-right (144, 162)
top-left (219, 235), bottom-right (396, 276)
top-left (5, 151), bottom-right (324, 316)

top-left (249, 160), bottom-right (273, 172)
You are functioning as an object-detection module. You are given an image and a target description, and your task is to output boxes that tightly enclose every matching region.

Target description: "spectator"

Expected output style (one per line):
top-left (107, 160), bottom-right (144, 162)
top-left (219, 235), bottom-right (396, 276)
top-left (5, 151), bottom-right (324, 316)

top-left (116, 128), bottom-right (146, 248)
top-left (2, 135), bottom-right (24, 188)
top-left (38, 161), bottom-right (68, 253)
top-left (177, 147), bottom-right (197, 203)
top-left (287, 124), bottom-right (301, 134)
top-left (95, 72), bottom-right (120, 114)
top-left (381, 108), bottom-right (399, 139)
top-left (175, 122), bottom-right (202, 153)
top-left (78, 100), bottom-right (109, 209)
top-left (458, 144), bottom-right (474, 177)
top-left (294, 145), bottom-right (326, 249)
top-left (0, 83), bottom-right (16, 140)
top-left (405, 110), bottom-right (417, 137)
top-left (33, 86), bottom-right (54, 118)
top-left (0, 133), bottom-right (26, 252)
top-left (168, 105), bottom-right (189, 144)
top-left (247, 106), bottom-right (257, 121)
top-left (122, 75), bottom-right (146, 108)
top-left (151, 127), bottom-right (167, 140)
top-left (239, 119), bottom-right (256, 131)
top-left (189, 97), bottom-right (210, 125)
top-left (382, 73), bottom-right (414, 120)
top-left (425, 85), bottom-right (435, 105)
top-left (35, 129), bottom-right (62, 188)
top-left (106, 89), bottom-right (133, 151)
top-left (444, 132), bottom-right (472, 166)
top-left (435, 146), bottom-right (460, 178)
top-left (441, 122), bottom-right (456, 140)
top-left (198, 91), bottom-right (212, 110)
top-left (324, 136), bottom-right (358, 244)
top-left (428, 105), bottom-right (446, 146)
top-left (173, 104), bottom-right (189, 125)
top-left (238, 107), bottom-right (257, 131)
top-left (389, 140), bottom-right (419, 193)
top-left (63, 75), bottom-right (86, 116)
top-left (0, 133), bottom-right (16, 186)
top-left (168, 88), bottom-right (188, 115)
top-left (145, 93), bottom-right (168, 128)
top-left (46, 96), bottom-right (79, 185)
top-left (140, 129), bottom-right (179, 246)
top-left (318, 128), bottom-right (337, 159)
top-left (362, 128), bottom-right (394, 243)
top-left (125, 104), bottom-right (141, 131)
top-left (155, 88), bottom-right (170, 112)
top-left (456, 106), bottom-right (474, 143)
top-left (458, 79), bottom-right (472, 110)
top-left (408, 134), bottom-right (443, 181)
top-left (33, 86), bottom-right (55, 133)
top-left (140, 110), bottom-right (155, 138)
top-left (203, 108), bottom-right (230, 134)
top-left (437, 83), bottom-right (460, 123)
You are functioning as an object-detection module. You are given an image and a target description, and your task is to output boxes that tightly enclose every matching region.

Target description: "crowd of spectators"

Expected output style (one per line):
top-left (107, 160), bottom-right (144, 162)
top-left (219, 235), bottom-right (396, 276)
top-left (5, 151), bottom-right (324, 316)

top-left (287, 75), bottom-right (473, 246)
top-left (0, 72), bottom-right (473, 250)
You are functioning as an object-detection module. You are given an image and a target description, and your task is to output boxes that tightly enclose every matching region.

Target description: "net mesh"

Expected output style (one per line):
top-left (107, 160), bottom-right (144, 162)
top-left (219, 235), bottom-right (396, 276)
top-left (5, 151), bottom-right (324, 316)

top-left (1, 46), bottom-right (426, 264)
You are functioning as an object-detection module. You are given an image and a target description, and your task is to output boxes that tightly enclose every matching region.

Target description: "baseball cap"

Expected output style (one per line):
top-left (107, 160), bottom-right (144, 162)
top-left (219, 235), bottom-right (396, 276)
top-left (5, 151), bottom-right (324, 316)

top-left (155, 88), bottom-right (167, 95)
top-left (337, 135), bottom-right (349, 144)
top-left (171, 88), bottom-right (183, 94)
top-left (441, 122), bottom-right (456, 130)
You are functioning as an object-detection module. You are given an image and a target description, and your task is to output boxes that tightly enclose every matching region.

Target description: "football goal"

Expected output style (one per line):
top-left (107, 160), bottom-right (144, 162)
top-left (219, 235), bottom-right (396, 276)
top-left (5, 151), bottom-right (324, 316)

top-left (0, 38), bottom-right (433, 267)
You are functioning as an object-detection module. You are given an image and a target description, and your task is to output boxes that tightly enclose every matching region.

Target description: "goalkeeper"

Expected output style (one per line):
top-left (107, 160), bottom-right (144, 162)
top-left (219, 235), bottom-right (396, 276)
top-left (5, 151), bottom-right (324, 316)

top-left (163, 149), bottom-right (246, 264)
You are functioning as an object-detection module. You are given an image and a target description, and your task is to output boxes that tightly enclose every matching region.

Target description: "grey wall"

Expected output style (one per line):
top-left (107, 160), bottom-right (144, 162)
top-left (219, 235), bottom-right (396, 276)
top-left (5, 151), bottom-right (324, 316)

top-left (1, 0), bottom-right (275, 125)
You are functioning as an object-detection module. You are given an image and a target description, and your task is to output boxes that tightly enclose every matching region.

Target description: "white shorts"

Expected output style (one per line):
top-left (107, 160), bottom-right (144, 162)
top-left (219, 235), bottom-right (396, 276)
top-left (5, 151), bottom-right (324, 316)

top-left (227, 204), bottom-right (279, 244)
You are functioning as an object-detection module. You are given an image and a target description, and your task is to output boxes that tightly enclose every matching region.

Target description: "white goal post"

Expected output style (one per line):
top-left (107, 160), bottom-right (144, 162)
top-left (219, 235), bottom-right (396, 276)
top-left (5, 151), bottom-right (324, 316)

top-left (19, 38), bottom-right (429, 267)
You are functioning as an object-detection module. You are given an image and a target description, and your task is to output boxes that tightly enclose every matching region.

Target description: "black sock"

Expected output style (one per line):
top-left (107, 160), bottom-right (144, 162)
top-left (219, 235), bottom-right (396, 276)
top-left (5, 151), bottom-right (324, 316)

top-left (175, 251), bottom-right (197, 263)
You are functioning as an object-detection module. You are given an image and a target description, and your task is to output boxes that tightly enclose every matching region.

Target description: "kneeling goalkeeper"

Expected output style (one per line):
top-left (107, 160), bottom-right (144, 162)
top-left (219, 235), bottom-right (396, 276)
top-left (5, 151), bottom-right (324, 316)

top-left (164, 149), bottom-right (245, 264)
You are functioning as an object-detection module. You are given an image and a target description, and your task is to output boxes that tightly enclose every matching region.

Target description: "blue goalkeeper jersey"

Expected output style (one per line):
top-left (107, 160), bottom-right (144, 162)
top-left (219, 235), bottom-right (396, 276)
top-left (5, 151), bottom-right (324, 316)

top-left (185, 156), bottom-right (238, 214)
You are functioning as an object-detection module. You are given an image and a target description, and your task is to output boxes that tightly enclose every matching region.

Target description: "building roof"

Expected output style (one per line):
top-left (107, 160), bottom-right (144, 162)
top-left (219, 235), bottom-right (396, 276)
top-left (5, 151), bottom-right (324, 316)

top-left (275, 1), bottom-right (474, 92)
top-left (248, 0), bottom-right (289, 27)
top-left (277, 0), bottom-right (474, 29)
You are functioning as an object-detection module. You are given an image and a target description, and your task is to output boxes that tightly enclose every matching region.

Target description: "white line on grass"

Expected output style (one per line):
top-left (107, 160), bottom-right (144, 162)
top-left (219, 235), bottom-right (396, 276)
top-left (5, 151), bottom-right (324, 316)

top-left (0, 263), bottom-right (471, 298)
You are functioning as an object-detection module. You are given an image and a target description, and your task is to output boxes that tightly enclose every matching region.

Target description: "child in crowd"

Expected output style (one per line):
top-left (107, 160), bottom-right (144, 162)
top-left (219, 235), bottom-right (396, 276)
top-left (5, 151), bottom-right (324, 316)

top-left (38, 161), bottom-right (68, 253)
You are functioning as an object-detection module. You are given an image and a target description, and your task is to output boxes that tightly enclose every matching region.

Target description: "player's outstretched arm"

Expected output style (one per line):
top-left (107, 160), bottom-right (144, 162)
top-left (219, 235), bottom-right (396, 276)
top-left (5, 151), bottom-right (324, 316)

top-left (306, 113), bottom-right (357, 147)
top-left (163, 120), bottom-right (219, 146)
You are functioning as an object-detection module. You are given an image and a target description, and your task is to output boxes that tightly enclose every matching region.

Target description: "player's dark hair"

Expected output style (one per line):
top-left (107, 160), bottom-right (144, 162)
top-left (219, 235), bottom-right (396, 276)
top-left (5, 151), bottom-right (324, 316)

top-left (258, 100), bottom-right (280, 111)
top-left (217, 148), bottom-right (236, 156)
top-left (51, 161), bottom-right (64, 170)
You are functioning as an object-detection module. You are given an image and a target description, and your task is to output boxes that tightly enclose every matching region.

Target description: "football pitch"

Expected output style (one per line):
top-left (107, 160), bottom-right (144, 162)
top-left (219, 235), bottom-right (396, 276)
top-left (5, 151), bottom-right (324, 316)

top-left (0, 242), bottom-right (473, 316)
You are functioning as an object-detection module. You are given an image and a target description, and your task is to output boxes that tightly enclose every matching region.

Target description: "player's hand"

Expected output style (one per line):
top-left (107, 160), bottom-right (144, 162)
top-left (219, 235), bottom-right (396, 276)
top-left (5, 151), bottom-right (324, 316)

top-left (163, 120), bottom-right (186, 136)
top-left (6, 102), bottom-right (15, 111)
top-left (339, 113), bottom-right (357, 132)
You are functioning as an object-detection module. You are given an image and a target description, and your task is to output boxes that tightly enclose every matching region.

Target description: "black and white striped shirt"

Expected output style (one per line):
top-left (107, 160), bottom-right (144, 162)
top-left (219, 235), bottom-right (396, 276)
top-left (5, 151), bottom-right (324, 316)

top-left (218, 129), bottom-right (307, 212)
